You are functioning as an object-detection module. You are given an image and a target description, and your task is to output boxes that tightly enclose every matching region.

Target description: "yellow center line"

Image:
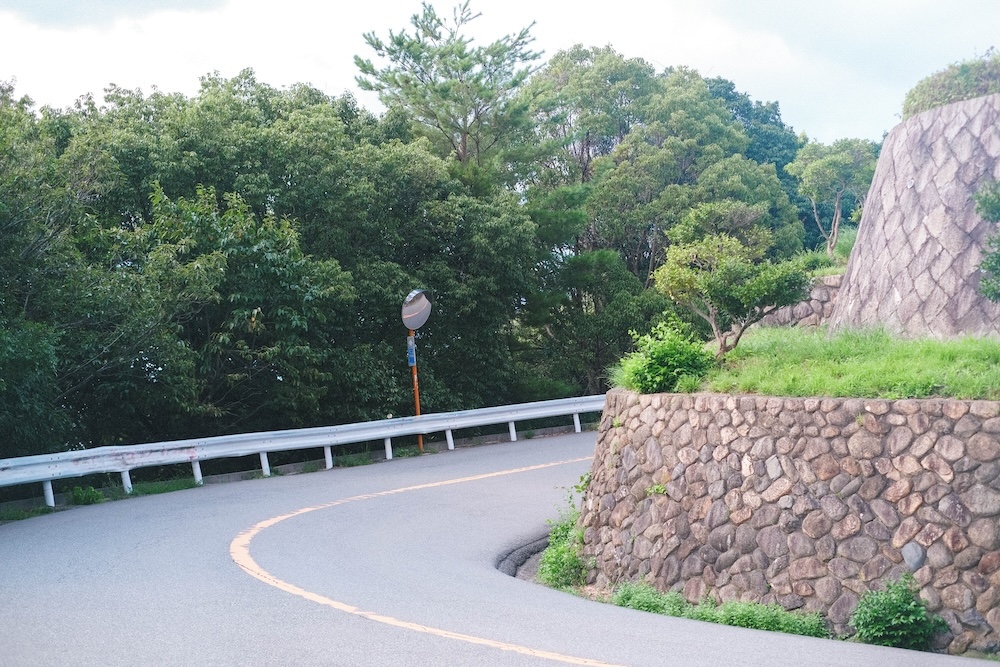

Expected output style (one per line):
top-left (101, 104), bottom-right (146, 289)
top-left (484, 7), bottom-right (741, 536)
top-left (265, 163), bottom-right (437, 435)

top-left (230, 457), bottom-right (625, 667)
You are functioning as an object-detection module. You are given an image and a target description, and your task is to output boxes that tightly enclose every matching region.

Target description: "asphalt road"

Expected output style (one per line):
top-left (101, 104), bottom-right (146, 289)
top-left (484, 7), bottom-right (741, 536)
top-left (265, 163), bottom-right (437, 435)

top-left (0, 432), bottom-right (987, 666)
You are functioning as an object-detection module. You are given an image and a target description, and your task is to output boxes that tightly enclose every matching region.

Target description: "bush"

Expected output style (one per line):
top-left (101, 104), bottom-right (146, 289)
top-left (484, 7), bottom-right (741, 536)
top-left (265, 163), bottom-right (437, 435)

top-left (903, 50), bottom-right (1000, 119)
top-left (611, 323), bottom-right (714, 393)
top-left (537, 506), bottom-right (585, 589)
top-left (69, 486), bottom-right (103, 505)
top-left (850, 575), bottom-right (947, 651)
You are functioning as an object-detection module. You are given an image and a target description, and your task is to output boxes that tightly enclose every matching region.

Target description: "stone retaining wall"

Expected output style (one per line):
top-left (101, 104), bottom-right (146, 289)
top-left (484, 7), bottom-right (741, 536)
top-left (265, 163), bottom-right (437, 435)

top-left (760, 274), bottom-right (842, 328)
top-left (582, 389), bottom-right (1000, 653)
top-left (830, 94), bottom-right (1000, 337)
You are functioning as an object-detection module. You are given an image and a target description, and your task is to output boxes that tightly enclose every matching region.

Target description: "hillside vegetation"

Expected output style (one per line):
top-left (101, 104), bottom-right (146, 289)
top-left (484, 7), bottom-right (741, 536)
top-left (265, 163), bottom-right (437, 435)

top-left (903, 50), bottom-right (1000, 118)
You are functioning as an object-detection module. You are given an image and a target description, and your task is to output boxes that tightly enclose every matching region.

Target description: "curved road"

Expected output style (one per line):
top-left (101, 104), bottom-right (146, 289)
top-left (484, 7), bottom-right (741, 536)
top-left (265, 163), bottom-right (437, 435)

top-left (0, 433), bottom-right (980, 665)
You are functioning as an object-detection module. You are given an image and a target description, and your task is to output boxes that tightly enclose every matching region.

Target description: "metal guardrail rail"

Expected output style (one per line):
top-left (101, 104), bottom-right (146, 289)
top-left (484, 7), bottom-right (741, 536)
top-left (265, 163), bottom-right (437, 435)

top-left (0, 395), bottom-right (607, 507)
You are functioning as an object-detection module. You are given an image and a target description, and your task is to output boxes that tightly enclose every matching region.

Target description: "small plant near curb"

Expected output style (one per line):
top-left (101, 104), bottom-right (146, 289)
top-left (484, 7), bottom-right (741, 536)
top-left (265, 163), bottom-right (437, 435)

top-left (537, 504), bottom-right (585, 589)
top-left (69, 486), bottom-right (103, 505)
top-left (850, 574), bottom-right (947, 651)
top-left (336, 452), bottom-right (373, 467)
top-left (612, 582), bottom-right (828, 639)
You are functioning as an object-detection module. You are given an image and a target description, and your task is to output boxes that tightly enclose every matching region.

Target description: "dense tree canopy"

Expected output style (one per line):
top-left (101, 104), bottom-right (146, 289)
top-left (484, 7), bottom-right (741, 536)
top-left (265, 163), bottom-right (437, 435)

top-left (0, 3), bottom-right (875, 460)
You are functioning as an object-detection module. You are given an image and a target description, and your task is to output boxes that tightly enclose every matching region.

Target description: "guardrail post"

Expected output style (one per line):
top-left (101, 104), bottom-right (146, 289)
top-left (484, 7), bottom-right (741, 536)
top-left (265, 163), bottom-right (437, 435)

top-left (384, 438), bottom-right (393, 460)
top-left (259, 452), bottom-right (271, 477)
top-left (121, 470), bottom-right (133, 495)
top-left (573, 413), bottom-right (582, 433)
top-left (324, 446), bottom-right (333, 469)
top-left (446, 430), bottom-right (454, 450)
top-left (192, 461), bottom-right (203, 485)
top-left (508, 421), bottom-right (517, 442)
top-left (43, 480), bottom-right (55, 507)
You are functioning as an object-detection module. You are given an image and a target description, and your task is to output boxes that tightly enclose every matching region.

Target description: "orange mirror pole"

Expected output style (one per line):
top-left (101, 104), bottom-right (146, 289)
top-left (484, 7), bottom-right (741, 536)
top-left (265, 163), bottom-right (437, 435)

top-left (408, 329), bottom-right (423, 453)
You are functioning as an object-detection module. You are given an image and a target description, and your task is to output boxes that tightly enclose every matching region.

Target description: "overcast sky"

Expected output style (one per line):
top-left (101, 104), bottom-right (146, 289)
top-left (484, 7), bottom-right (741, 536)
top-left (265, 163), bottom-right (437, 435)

top-left (1, 0), bottom-right (997, 143)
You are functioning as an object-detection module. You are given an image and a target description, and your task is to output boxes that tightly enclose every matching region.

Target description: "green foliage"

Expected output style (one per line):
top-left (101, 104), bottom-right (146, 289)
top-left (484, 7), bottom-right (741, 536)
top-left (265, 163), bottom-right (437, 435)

top-left (785, 138), bottom-right (877, 257)
top-left (833, 225), bottom-right (857, 264)
top-left (612, 583), bottom-right (688, 615)
top-left (976, 181), bottom-right (1000, 302)
top-left (611, 582), bottom-right (828, 638)
top-left (903, 50), bottom-right (1000, 119)
top-left (612, 322), bottom-right (714, 393)
top-left (335, 452), bottom-right (374, 468)
top-left (706, 327), bottom-right (1000, 400)
top-left (0, 506), bottom-right (55, 522)
top-left (645, 483), bottom-right (667, 496)
top-left (355, 1), bottom-right (540, 171)
top-left (850, 575), bottom-right (947, 651)
top-left (654, 234), bottom-right (811, 357)
top-left (537, 504), bottom-right (585, 589)
top-left (69, 486), bottom-right (103, 505)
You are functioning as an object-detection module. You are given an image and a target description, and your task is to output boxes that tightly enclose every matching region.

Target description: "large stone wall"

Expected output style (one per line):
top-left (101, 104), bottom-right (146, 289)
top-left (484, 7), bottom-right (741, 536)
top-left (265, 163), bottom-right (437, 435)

top-left (582, 389), bottom-right (1000, 653)
top-left (830, 94), bottom-right (1000, 337)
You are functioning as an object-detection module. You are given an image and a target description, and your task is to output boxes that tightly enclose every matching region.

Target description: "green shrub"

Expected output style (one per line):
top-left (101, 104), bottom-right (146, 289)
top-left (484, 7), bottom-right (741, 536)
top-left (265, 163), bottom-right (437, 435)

top-left (850, 575), bottom-right (947, 651)
top-left (69, 485), bottom-right (103, 505)
top-left (612, 323), bottom-right (714, 393)
top-left (537, 506), bottom-right (585, 589)
top-left (612, 582), bottom-right (686, 615)
top-left (712, 601), bottom-right (827, 638)
top-left (610, 582), bottom-right (829, 638)
top-left (833, 226), bottom-right (857, 264)
top-left (903, 50), bottom-right (1000, 119)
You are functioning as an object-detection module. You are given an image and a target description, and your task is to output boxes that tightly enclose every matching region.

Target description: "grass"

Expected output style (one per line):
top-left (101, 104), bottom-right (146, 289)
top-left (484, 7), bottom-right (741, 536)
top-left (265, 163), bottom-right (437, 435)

top-left (537, 503), bottom-right (586, 589)
top-left (335, 451), bottom-right (374, 467)
top-left (0, 506), bottom-right (56, 522)
top-left (611, 582), bottom-right (829, 639)
top-left (701, 327), bottom-right (1000, 400)
top-left (105, 478), bottom-right (200, 500)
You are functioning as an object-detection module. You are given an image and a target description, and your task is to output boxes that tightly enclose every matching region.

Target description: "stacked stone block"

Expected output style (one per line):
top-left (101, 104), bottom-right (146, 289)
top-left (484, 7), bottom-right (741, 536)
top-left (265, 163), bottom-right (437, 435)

top-left (760, 274), bottom-right (842, 328)
top-left (583, 389), bottom-right (1000, 653)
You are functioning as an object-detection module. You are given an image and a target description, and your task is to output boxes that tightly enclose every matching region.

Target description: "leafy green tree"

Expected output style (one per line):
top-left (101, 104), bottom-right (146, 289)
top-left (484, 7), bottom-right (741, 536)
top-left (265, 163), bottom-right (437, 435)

top-left (355, 1), bottom-right (540, 175)
top-left (138, 186), bottom-right (354, 436)
top-left (705, 77), bottom-right (800, 172)
top-left (785, 138), bottom-right (878, 257)
top-left (653, 234), bottom-right (810, 357)
top-left (524, 45), bottom-right (662, 186)
top-left (672, 154), bottom-right (804, 258)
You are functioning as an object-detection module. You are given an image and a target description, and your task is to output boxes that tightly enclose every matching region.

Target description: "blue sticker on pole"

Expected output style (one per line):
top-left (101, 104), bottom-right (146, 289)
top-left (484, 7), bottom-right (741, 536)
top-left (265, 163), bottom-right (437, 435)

top-left (406, 335), bottom-right (416, 367)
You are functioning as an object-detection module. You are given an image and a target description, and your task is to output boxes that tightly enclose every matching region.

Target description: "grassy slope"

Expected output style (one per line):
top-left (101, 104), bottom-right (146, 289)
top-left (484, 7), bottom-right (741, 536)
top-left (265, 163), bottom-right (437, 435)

top-left (702, 327), bottom-right (1000, 400)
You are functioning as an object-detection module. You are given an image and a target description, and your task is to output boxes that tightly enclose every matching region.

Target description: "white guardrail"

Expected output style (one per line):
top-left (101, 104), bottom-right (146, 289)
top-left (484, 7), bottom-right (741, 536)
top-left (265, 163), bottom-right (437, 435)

top-left (0, 395), bottom-right (607, 507)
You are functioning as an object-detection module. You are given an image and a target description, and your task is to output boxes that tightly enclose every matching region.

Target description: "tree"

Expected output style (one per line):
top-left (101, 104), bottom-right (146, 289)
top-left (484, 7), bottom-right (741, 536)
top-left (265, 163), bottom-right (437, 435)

top-left (785, 138), bottom-right (878, 257)
top-left (355, 1), bottom-right (540, 173)
top-left (705, 77), bottom-right (800, 172)
top-left (524, 45), bottom-right (662, 186)
top-left (653, 234), bottom-right (810, 357)
top-left (672, 154), bottom-right (804, 258)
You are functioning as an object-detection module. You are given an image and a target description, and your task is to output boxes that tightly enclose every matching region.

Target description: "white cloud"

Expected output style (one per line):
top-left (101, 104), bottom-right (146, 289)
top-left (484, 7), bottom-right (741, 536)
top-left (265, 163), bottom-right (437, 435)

top-left (2, 0), bottom-right (999, 142)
